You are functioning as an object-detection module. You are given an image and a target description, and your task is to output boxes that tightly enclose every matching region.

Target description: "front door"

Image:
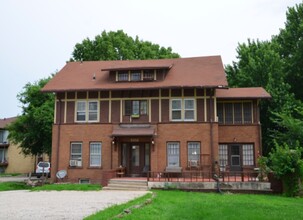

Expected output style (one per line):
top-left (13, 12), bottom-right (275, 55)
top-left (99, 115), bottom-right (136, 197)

top-left (229, 145), bottom-right (242, 171)
top-left (121, 143), bottom-right (150, 176)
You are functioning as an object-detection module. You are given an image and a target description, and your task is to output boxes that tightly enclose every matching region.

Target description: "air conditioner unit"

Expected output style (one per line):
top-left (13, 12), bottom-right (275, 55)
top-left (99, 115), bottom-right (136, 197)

top-left (76, 161), bottom-right (82, 167)
top-left (69, 160), bottom-right (78, 167)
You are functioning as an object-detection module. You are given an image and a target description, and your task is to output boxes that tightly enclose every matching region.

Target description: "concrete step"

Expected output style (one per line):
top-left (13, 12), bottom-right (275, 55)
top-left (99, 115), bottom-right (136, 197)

top-left (104, 179), bottom-right (148, 191)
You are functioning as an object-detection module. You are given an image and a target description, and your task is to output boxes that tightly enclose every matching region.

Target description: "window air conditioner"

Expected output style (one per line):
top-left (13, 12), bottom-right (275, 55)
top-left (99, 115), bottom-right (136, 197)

top-left (70, 160), bottom-right (78, 166)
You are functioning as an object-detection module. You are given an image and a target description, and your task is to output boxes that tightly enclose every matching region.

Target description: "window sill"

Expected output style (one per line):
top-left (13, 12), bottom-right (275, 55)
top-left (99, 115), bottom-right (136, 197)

top-left (68, 166), bottom-right (83, 169)
top-left (88, 166), bottom-right (102, 169)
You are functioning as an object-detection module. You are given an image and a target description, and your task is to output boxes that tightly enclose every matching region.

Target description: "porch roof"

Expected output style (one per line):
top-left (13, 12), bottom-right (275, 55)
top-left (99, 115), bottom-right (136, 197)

top-left (112, 126), bottom-right (155, 137)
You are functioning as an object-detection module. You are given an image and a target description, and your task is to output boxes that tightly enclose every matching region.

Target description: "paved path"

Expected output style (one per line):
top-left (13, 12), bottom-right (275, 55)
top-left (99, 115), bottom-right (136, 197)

top-left (0, 176), bottom-right (32, 182)
top-left (0, 190), bottom-right (149, 220)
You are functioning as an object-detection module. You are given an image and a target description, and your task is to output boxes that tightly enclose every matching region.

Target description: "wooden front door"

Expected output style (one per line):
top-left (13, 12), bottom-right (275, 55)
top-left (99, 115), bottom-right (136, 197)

top-left (121, 143), bottom-right (150, 176)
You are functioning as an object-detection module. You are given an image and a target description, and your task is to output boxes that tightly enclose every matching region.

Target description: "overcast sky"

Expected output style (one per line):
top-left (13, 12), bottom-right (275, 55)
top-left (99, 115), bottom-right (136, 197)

top-left (0, 0), bottom-right (301, 118)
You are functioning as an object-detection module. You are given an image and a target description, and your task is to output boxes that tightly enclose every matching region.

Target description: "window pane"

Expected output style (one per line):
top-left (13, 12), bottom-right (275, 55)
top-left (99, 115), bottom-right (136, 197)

top-left (77, 102), bottom-right (86, 111)
top-left (88, 101), bottom-right (98, 121)
top-left (185, 99), bottom-right (194, 109)
top-left (188, 142), bottom-right (200, 162)
top-left (243, 103), bottom-right (252, 124)
top-left (71, 143), bottom-right (82, 163)
top-left (76, 101), bottom-right (86, 121)
top-left (172, 110), bottom-right (182, 120)
top-left (140, 100), bottom-right (148, 115)
top-left (217, 103), bottom-right (224, 123)
top-left (132, 101), bottom-right (140, 115)
top-left (234, 103), bottom-right (242, 124)
top-left (172, 100), bottom-right (181, 110)
top-left (118, 72), bottom-right (128, 81)
top-left (90, 142), bottom-right (101, 166)
top-left (124, 100), bottom-right (132, 115)
top-left (88, 102), bottom-right (97, 111)
top-left (130, 72), bottom-right (141, 81)
top-left (143, 70), bottom-right (154, 80)
top-left (185, 110), bottom-right (194, 120)
top-left (225, 103), bottom-right (233, 124)
top-left (219, 144), bottom-right (228, 168)
top-left (77, 112), bottom-right (86, 121)
top-left (167, 142), bottom-right (180, 167)
top-left (243, 144), bottom-right (254, 165)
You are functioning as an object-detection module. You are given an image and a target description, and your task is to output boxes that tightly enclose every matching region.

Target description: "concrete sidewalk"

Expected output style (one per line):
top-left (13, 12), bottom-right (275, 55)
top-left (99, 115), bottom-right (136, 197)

top-left (0, 190), bottom-right (149, 220)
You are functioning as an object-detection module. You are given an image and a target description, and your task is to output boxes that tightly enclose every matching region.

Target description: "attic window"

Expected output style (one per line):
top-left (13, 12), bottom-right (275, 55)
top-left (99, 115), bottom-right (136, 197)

top-left (118, 72), bottom-right (128, 81)
top-left (130, 71), bottom-right (141, 81)
top-left (116, 70), bottom-right (156, 82)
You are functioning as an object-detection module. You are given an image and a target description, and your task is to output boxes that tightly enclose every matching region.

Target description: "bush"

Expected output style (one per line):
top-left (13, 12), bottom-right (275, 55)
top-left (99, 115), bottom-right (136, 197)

top-left (269, 142), bottom-right (303, 196)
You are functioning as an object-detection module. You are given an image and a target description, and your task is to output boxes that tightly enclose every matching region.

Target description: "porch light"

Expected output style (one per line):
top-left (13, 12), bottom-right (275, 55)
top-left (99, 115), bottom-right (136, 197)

top-left (112, 137), bottom-right (116, 145)
top-left (151, 138), bottom-right (155, 151)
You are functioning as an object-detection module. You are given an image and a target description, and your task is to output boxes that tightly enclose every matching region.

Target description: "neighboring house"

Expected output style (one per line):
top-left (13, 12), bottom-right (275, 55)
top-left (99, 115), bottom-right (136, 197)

top-left (0, 117), bottom-right (36, 174)
top-left (42, 56), bottom-right (270, 184)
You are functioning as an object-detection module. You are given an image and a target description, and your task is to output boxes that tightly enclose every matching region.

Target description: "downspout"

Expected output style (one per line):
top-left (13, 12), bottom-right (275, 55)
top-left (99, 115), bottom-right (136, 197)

top-left (55, 98), bottom-right (62, 182)
top-left (209, 89), bottom-right (214, 172)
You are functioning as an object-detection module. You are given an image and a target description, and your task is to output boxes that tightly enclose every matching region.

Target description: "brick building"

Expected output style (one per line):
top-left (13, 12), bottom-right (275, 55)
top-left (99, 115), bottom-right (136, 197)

top-left (42, 56), bottom-right (270, 184)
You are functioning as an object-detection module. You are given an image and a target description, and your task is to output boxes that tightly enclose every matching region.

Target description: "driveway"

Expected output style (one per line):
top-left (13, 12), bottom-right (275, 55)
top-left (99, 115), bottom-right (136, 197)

top-left (0, 190), bottom-right (149, 220)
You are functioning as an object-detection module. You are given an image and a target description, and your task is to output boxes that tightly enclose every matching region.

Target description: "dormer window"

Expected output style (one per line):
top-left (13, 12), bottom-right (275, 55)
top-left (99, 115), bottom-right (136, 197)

top-left (115, 70), bottom-right (156, 82)
top-left (143, 70), bottom-right (154, 81)
top-left (130, 71), bottom-right (141, 81)
top-left (118, 72), bottom-right (128, 81)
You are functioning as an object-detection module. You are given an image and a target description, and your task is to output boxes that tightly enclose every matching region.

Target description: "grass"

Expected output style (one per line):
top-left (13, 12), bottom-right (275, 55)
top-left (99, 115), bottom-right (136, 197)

top-left (0, 182), bottom-right (31, 191)
top-left (0, 182), bottom-right (101, 191)
top-left (0, 173), bottom-right (21, 177)
top-left (87, 190), bottom-right (303, 220)
top-left (30, 183), bottom-right (102, 191)
top-left (85, 193), bottom-right (153, 220)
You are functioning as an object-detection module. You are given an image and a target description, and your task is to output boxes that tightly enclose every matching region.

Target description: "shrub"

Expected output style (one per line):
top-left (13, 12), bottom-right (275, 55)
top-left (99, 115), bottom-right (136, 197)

top-left (269, 142), bottom-right (303, 196)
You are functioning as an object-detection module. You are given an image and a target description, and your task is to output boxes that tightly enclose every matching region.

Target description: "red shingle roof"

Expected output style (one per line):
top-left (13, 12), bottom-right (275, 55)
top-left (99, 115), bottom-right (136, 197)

top-left (0, 117), bottom-right (17, 129)
top-left (216, 87), bottom-right (271, 99)
top-left (42, 56), bottom-right (228, 92)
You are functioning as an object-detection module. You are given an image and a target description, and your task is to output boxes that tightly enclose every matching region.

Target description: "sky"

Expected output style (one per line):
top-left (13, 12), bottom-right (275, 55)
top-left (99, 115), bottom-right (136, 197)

top-left (0, 0), bottom-right (301, 118)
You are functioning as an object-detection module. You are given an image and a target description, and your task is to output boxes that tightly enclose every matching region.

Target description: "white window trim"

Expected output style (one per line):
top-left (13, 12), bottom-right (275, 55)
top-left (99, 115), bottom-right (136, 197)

top-left (170, 98), bottom-right (196, 122)
top-left (75, 100), bottom-right (99, 123)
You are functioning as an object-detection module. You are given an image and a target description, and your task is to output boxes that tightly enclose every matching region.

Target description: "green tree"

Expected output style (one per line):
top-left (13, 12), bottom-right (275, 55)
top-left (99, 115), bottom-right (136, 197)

top-left (7, 77), bottom-right (54, 156)
top-left (225, 39), bottom-right (297, 155)
top-left (269, 142), bottom-right (303, 197)
top-left (271, 108), bottom-right (303, 148)
top-left (277, 3), bottom-right (303, 100)
top-left (71, 30), bottom-right (180, 61)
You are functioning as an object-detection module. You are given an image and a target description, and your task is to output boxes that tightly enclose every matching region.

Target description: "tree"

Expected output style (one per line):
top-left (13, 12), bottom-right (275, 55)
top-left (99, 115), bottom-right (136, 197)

top-left (271, 108), bottom-right (303, 148)
top-left (277, 3), bottom-right (303, 100)
top-left (225, 39), bottom-right (297, 155)
top-left (71, 30), bottom-right (180, 61)
top-left (7, 77), bottom-right (54, 156)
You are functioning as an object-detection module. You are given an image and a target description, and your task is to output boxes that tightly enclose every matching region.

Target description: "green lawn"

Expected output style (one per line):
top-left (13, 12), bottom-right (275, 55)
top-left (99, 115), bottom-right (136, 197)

top-left (30, 183), bottom-right (102, 191)
top-left (0, 182), bottom-right (31, 191)
top-left (0, 182), bottom-right (101, 191)
top-left (87, 190), bottom-right (303, 220)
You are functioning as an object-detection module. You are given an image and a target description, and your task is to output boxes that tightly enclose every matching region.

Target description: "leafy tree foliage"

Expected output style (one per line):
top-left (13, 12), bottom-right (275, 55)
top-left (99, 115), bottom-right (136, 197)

top-left (269, 142), bottom-right (303, 196)
top-left (277, 4), bottom-right (303, 100)
top-left (71, 30), bottom-right (180, 61)
top-left (225, 3), bottom-right (303, 155)
top-left (7, 77), bottom-right (54, 156)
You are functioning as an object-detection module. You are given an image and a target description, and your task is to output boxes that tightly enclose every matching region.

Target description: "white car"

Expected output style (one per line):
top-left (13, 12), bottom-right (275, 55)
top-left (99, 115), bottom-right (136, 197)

top-left (36, 161), bottom-right (51, 178)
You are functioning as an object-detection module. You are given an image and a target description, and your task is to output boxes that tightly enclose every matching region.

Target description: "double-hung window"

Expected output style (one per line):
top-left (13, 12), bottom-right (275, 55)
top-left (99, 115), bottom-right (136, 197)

top-left (124, 100), bottom-right (148, 116)
top-left (76, 100), bottom-right (99, 122)
top-left (171, 99), bottom-right (195, 121)
top-left (70, 142), bottom-right (82, 166)
top-left (90, 142), bottom-right (102, 167)
top-left (188, 142), bottom-right (200, 167)
top-left (167, 142), bottom-right (180, 167)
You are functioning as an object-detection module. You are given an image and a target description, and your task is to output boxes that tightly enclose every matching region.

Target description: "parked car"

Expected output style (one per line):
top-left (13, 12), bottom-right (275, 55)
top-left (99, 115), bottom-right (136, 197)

top-left (36, 161), bottom-right (51, 178)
